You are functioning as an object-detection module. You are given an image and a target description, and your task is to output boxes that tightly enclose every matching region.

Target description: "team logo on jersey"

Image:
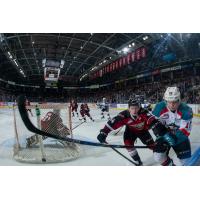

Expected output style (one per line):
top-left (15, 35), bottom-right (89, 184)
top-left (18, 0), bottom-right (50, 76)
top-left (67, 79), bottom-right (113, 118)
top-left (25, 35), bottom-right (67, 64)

top-left (161, 113), bottom-right (169, 119)
top-left (130, 122), bottom-right (145, 130)
top-left (127, 120), bottom-right (133, 124)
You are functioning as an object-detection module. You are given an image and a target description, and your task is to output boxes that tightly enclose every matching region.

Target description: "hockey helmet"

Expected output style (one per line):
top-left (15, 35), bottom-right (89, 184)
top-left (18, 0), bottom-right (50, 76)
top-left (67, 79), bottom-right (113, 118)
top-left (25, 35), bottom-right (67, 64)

top-left (164, 87), bottom-right (181, 102)
top-left (128, 98), bottom-right (141, 107)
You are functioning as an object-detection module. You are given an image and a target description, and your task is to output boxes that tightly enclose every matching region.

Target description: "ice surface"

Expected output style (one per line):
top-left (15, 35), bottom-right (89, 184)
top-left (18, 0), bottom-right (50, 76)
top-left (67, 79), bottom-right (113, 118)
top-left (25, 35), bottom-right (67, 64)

top-left (0, 107), bottom-right (200, 166)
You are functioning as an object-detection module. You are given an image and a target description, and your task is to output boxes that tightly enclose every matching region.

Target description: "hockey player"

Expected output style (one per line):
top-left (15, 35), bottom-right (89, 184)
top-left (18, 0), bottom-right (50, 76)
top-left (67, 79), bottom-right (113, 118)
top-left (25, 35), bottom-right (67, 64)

top-left (26, 99), bottom-right (33, 117)
top-left (70, 99), bottom-right (79, 117)
top-left (152, 87), bottom-right (193, 166)
top-left (26, 109), bottom-right (70, 147)
top-left (96, 101), bottom-right (101, 109)
top-left (100, 97), bottom-right (111, 120)
top-left (97, 98), bottom-right (168, 166)
top-left (80, 103), bottom-right (94, 122)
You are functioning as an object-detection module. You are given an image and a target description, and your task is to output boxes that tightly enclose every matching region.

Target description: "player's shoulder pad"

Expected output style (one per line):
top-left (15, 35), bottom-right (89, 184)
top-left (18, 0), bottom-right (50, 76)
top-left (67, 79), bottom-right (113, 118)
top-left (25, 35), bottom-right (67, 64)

top-left (117, 110), bottom-right (129, 118)
top-left (179, 102), bottom-right (193, 120)
top-left (139, 108), bottom-right (150, 115)
top-left (152, 101), bottom-right (166, 117)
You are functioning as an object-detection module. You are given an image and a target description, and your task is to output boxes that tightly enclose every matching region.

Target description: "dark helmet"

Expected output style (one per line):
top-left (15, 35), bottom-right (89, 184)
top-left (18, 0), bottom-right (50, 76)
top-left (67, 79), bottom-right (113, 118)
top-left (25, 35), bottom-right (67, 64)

top-left (128, 98), bottom-right (141, 107)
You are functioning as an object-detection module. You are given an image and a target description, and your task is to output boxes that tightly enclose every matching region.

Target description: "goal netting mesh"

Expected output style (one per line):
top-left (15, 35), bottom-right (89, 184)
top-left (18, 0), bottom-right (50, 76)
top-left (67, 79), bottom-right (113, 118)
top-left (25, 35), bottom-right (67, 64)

top-left (13, 103), bottom-right (82, 164)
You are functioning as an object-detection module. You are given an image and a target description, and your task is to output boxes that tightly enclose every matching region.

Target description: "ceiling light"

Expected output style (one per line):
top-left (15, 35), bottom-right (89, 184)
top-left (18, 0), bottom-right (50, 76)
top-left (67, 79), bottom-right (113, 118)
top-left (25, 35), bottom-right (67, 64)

top-left (32, 41), bottom-right (35, 44)
top-left (143, 36), bottom-right (148, 40)
top-left (128, 44), bottom-right (132, 48)
top-left (117, 50), bottom-right (122, 54)
top-left (91, 66), bottom-right (97, 71)
top-left (186, 33), bottom-right (191, 38)
top-left (132, 42), bottom-right (135, 46)
top-left (7, 52), bottom-right (13, 59)
top-left (60, 59), bottom-right (65, 68)
top-left (42, 58), bottom-right (46, 67)
top-left (122, 47), bottom-right (129, 53)
top-left (13, 59), bottom-right (18, 66)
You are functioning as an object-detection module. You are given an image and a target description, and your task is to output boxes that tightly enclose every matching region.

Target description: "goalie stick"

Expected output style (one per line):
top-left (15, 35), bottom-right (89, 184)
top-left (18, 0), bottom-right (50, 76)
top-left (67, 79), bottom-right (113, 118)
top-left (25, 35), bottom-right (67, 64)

top-left (17, 95), bottom-right (150, 149)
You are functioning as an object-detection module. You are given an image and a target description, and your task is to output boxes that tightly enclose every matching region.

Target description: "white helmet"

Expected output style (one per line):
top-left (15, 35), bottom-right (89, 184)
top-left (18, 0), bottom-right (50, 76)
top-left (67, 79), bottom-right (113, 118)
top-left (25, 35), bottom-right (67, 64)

top-left (164, 87), bottom-right (181, 102)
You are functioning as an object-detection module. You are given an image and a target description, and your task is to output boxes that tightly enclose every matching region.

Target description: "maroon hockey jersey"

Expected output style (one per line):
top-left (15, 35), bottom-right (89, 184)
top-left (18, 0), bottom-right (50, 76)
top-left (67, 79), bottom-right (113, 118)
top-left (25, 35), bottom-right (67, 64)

top-left (102, 109), bottom-right (156, 135)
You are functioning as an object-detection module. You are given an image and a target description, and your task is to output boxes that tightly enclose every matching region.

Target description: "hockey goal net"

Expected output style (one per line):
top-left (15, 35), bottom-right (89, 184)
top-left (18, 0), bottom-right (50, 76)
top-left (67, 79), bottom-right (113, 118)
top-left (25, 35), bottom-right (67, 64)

top-left (13, 103), bottom-right (81, 164)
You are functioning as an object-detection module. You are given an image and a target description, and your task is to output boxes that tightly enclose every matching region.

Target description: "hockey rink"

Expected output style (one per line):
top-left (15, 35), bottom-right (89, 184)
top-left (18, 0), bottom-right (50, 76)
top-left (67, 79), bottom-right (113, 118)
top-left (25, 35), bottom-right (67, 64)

top-left (0, 107), bottom-right (200, 166)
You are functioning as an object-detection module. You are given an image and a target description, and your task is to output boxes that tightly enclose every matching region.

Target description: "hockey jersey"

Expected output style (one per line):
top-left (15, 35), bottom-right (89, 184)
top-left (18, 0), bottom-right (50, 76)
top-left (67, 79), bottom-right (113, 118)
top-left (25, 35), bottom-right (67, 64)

top-left (101, 108), bottom-right (158, 135)
top-left (80, 104), bottom-right (90, 112)
top-left (70, 101), bottom-right (78, 109)
top-left (152, 101), bottom-right (193, 137)
top-left (100, 102), bottom-right (109, 111)
top-left (41, 111), bottom-right (70, 137)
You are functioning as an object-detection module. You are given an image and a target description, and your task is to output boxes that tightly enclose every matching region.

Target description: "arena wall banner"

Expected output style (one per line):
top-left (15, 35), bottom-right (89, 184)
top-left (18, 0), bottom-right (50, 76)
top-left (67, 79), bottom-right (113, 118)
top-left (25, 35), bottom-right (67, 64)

top-left (0, 102), bottom-right (14, 108)
top-left (189, 104), bottom-right (200, 117)
top-left (109, 103), bottom-right (117, 108)
top-left (116, 104), bottom-right (128, 110)
top-left (113, 104), bottom-right (200, 118)
top-left (0, 102), bottom-right (4, 108)
top-left (90, 47), bottom-right (147, 80)
top-left (0, 102), bottom-right (200, 118)
top-left (88, 103), bottom-right (97, 109)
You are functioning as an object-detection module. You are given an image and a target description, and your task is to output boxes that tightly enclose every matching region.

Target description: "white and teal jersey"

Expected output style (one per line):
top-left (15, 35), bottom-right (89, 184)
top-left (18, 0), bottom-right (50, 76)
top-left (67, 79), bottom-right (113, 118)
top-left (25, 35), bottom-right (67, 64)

top-left (100, 102), bottom-right (109, 112)
top-left (153, 101), bottom-right (193, 136)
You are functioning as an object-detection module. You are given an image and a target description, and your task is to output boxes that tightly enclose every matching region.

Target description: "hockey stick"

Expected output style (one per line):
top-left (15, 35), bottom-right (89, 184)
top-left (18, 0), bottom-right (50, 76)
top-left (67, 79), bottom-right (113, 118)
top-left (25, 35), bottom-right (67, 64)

top-left (72, 121), bottom-right (86, 130)
top-left (17, 95), bottom-right (150, 149)
top-left (105, 142), bottom-right (138, 165)
top-left (114, 127), bottom-right (123, 136)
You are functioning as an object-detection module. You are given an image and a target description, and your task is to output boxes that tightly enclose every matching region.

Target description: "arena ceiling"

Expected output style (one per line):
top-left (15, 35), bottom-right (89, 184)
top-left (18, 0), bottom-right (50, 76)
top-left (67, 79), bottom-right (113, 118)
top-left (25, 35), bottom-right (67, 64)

top-left (0, 33), bottom-right (199, 86)
top-left (0, 33), bottom-right (154, 85)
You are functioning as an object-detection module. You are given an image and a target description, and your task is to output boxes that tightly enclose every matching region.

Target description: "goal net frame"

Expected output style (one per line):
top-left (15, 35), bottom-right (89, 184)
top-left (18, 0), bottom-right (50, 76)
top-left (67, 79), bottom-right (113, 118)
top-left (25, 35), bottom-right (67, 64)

top-left (13, 103), bottom-right (81, 164)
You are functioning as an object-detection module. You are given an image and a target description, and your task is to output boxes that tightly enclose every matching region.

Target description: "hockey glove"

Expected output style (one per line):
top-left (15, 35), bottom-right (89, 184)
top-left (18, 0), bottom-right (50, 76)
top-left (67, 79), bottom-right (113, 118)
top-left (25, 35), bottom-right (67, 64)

top-left (163, 132), bottom-right (177, 146)
top-left (97, 131), bottom-right (108, 143)
top-left (174, 130), bottom-right (189, 144)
